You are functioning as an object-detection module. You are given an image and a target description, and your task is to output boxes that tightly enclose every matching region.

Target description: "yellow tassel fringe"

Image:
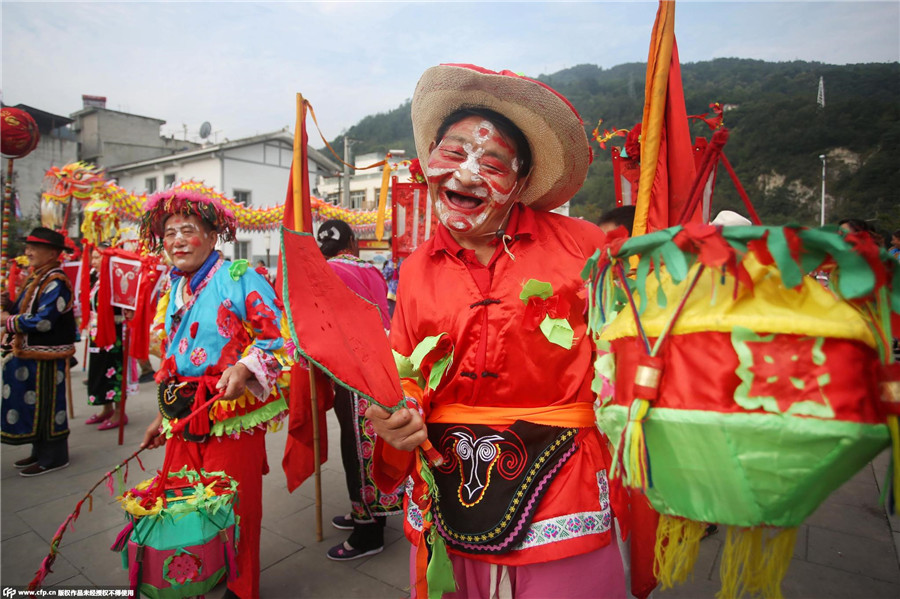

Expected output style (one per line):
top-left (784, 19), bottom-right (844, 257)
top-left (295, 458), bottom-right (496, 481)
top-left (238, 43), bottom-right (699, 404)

top-left (888, 415), bottom-right (900, 506)
top-left (624, 398), bottom-right (651, 489)
top-left (718, 526), bottom-right (797, 599)
top-left (654, 515), bottom-right (708, 588)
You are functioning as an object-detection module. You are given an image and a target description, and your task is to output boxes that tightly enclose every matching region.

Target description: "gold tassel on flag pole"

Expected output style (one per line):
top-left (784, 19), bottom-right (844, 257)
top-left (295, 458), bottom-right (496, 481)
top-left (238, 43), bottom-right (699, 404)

top-left (292, 93), bottom-right (305, 232)
top-left (375, 154), bottom-right (391, 241)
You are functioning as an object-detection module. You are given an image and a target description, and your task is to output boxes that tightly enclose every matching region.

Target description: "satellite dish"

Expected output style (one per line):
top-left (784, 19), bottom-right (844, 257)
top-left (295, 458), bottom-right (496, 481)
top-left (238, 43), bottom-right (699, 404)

top-left (199, 122), bottom-right (212, 139)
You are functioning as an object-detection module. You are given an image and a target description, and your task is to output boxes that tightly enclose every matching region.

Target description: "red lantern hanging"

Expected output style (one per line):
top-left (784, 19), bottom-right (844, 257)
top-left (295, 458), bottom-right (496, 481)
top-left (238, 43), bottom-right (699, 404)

top-left (1, 108), bottom-right (41, 159)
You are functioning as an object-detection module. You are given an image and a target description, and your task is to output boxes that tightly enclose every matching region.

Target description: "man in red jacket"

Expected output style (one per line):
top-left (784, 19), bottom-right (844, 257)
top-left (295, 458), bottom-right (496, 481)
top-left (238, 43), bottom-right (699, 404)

top-left (367, 64), bottom-right (627, 598)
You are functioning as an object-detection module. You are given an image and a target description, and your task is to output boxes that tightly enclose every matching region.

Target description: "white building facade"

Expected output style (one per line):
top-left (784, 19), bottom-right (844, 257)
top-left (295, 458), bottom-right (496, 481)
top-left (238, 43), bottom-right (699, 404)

top-left (109, 130), bottom-right (339, 267)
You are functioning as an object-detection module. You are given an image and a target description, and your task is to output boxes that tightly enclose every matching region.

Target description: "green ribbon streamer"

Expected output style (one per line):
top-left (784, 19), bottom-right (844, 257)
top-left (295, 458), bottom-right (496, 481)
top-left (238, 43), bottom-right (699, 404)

top-left (426, 532), bottom-right (457, 599)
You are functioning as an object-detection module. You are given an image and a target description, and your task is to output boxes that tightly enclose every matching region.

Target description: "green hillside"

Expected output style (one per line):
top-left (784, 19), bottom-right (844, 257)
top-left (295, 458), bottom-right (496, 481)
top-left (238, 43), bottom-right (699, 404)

top-left (328, 59), bottom-right (900, 233)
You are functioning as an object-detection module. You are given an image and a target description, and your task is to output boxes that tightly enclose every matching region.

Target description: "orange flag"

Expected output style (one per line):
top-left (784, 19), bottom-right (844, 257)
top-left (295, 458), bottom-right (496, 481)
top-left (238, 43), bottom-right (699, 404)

top-left (632, 0), bottom-right (698, 236)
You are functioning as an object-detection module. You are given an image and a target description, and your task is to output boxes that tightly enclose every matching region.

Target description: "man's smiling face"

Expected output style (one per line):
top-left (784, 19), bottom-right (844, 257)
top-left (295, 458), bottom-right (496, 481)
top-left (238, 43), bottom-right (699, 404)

top-left (425, 115), bottom-right (523, 240)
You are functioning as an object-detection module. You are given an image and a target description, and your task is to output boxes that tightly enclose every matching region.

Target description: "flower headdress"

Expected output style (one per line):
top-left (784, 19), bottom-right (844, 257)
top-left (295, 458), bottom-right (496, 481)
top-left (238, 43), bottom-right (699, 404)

top-left (140, 181), bottom-right (237, 252)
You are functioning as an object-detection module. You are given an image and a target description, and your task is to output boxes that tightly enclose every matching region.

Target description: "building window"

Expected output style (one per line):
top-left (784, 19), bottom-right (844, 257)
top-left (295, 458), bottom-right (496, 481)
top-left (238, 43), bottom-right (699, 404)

top-left (326, 192), bottom-right (341, 205)
top-left (374, 188), bottom-right (392, 203)
top-left (234, 190), bottom-right (252, 206)
top-left (145, 177), bottom-right (157, 193)
top-left (350, 190), bottom-right (366, 210)
top-left (234, 241), bottom-right (250, 261)
top-left (164, 174), bottom-right (176, 188)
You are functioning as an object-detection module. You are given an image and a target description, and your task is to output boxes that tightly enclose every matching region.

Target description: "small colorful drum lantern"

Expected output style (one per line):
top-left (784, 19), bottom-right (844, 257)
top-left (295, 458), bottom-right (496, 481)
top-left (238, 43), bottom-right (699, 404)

top-left (1, 107), bottom-right (40, 158)
top-left (585, 224), bottom-right (898, 599)
top-left (113, 468), bottom-right (239, 599)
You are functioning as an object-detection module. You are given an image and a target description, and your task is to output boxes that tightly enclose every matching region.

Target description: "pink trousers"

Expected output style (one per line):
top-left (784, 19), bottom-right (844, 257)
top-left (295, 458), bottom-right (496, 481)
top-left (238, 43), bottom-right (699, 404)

top-left (411, 541), bottom-right (626, 599)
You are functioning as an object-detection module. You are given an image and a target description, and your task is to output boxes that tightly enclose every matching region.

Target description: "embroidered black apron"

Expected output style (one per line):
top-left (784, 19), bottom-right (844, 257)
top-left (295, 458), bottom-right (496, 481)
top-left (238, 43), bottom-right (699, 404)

top-left (428, 420), bottom-right (578, 554)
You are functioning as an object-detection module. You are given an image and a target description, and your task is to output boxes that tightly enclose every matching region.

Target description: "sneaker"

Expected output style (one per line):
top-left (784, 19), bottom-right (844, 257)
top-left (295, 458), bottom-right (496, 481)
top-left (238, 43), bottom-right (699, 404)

top-left (138, 371), bottom-right (156, 384)
top-left (332, 514), bottom-right (354, 530)
top-left (20, 462), bottom-right (69, 477)
top-left (326, 541), bottom-right (383, 561)
top-left (13, 456), bottom-right (37, 469)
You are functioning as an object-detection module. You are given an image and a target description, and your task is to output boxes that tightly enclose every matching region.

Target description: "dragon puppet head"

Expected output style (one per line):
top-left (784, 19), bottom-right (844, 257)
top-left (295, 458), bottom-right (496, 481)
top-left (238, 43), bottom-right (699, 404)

top-left (41, 161), bottom-right (109, 230)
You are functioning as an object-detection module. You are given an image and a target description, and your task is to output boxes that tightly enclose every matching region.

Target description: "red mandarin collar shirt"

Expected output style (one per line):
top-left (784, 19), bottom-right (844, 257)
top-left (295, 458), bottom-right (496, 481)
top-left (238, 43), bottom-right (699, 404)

top-left (380, 203), bottom-right (620, 566)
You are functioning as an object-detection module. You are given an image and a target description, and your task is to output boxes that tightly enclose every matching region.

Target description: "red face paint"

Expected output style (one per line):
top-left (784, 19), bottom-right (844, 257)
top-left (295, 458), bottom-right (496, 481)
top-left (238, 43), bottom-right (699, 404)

top-left (426, 116), bottom-right (521, 239)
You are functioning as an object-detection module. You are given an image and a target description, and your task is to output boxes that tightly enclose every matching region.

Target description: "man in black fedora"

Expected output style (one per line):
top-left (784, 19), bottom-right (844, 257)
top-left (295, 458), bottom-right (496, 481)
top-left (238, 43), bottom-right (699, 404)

top-left (1, 227), bottom-right (76, 476)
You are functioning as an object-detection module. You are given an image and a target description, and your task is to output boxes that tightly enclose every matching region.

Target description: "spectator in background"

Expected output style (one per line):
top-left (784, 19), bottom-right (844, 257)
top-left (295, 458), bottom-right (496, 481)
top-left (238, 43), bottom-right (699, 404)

top-left (839, 218), bottom-right (873, 235)
top-left (254, 259), bottom-right (269, 279)
top-left (316, 218), bottom-right (402, 561)
top-left (1, 228), bottom-right (76, 476)
top-left (711, 209), bottom-right (752, 227)
top-left (597, 205), bottom-right (636, 236)
top-left (889, 229), bottom-right (900, 260)
top-left (84, 243), bottom-right (131, 430)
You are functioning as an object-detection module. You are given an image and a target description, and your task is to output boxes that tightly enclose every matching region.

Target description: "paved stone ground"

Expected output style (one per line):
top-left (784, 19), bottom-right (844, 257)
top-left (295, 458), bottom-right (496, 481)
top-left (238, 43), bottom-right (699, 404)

top-left (2, 354), bottom-right (898, 598)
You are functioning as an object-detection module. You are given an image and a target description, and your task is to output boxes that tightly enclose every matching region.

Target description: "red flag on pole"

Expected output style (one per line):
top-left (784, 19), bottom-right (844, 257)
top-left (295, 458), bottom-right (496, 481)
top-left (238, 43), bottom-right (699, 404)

top-left (278, 94), bottom-right (405, 492)
top-left (632, 1), bottom-right (697, 236)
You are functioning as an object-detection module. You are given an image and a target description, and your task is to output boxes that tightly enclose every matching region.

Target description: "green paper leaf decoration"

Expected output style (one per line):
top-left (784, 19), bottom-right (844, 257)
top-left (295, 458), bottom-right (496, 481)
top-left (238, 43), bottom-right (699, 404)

top-left (519, 279), bottom-right (554, 303)
top-left (539, 316), bottom-right (574, 349)
top-left (428, 354), bottom-right (453, 391)
top-left (228, 259), bottom-right (249, 280)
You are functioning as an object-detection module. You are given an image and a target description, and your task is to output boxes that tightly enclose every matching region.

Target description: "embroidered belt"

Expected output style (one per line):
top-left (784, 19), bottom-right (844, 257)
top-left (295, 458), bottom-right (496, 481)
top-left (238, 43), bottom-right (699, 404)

top-left (428, 402), bottom-right (596, 427)
top-left (427, 420), bottom-right (578, 554)
top-left (158, 375), bottom-right (218, 442)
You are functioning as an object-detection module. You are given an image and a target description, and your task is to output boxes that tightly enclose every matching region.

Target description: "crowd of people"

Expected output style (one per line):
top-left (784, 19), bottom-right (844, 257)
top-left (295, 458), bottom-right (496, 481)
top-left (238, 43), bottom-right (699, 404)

top-left (1, 63), bottom-right (897, 599)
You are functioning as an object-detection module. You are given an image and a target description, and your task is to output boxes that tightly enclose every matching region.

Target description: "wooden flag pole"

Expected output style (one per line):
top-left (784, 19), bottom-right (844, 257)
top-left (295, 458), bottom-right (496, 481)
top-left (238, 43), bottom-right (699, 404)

top-left (310, 367), bottom-right (323, 542)
top-left (117, 325), bottom-right (128, 446)
top-left (292, 92), bottom-right (324, 541)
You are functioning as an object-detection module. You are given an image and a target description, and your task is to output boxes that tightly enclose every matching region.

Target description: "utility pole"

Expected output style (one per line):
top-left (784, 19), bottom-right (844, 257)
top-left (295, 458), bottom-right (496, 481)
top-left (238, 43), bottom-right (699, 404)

top-left (342, 138), bottom-right (359, 208)
top-left (819, 154), bottom-right (826, 226)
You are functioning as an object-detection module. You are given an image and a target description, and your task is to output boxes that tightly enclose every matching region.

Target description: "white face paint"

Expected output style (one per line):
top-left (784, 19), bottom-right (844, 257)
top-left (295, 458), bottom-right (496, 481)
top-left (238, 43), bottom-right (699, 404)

top-left (426, 116), bottom-right (522, 239)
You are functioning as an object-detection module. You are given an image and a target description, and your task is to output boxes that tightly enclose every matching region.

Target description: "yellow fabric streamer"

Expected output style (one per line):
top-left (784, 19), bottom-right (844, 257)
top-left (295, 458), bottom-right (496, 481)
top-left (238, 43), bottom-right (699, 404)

top-left (632, 0), bottom-right (676, 237)
top-left (654, 515), bottom-right (707, 589)
top-left (718, 526), bottom-right (797, 599)
top-left (376, 157), bottom-right (391, 241)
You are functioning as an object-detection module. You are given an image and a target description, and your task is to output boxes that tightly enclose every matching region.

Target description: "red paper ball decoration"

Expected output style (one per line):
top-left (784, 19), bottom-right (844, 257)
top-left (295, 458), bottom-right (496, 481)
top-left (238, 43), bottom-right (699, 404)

top-left (1, 108), bottom-right (41, 159)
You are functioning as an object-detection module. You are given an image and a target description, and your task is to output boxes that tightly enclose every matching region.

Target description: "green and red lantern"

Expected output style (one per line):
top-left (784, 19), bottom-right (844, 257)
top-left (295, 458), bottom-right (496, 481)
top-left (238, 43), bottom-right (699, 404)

top-left (586, 224), bottom-right (899, 598)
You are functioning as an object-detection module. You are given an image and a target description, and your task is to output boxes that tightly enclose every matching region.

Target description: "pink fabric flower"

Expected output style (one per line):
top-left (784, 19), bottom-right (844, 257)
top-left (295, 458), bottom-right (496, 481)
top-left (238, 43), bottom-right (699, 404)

top-left (105, 367), bottom-right (116, 378)
top-left (190, 347), bottom-right (208, 366)
top-left (362, 485), bottom-right (376, 504)
top-left (166, 552), bottom-right (202, 585)
top-left (178, 338), bottom-right (189, 354)
top-left (105, 390), bottom-right (116, 401)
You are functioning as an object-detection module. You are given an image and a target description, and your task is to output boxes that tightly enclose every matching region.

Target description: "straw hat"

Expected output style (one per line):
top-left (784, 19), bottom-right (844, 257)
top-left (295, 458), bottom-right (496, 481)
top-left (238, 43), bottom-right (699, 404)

top-left (411, 64), bottom-right (592, 212)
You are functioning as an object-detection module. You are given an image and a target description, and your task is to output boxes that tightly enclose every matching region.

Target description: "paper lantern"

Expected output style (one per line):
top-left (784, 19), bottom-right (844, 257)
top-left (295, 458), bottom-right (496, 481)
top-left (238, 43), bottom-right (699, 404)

top-left (586, 224), bottom-right (898, 598)
top-left (1, 108), bottom-right (40, 158)
top-left (113, 468), bottom-right (239, 598)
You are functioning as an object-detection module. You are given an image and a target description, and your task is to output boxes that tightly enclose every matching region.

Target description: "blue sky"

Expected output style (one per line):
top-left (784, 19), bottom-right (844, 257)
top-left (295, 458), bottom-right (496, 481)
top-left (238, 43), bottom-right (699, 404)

top-left (2, 1), bottom-right (898, 142)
